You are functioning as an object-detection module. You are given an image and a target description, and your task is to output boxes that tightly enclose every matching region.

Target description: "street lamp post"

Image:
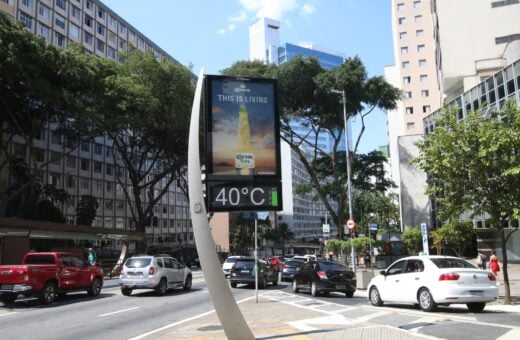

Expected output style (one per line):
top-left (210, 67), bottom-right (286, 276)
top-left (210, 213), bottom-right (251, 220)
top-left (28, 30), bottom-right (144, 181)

top-left (331, 89), bottom-right (355, 272)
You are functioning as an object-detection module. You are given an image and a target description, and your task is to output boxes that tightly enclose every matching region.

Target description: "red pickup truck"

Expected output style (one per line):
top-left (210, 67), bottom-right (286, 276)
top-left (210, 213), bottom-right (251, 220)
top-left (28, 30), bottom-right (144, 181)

top-left (0, 252), bottom-right (104, 305)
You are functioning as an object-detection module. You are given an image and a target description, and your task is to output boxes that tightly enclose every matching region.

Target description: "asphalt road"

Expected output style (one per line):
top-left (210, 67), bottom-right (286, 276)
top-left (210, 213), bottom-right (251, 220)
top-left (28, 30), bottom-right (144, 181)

top-left (1, 276), bottom-right (519, 340)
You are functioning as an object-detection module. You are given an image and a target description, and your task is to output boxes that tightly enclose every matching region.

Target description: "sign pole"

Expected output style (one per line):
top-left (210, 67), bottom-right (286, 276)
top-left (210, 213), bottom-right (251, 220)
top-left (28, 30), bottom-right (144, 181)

top-left (188, 69), bottom-right (254, 340)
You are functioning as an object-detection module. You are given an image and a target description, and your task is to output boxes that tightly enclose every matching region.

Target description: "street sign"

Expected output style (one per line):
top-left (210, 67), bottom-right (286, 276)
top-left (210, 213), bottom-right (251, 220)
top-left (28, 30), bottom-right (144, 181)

top-left (421, 222), bottom-right (429, 256)
top-left (322, 224), bottom-right (330, 233)
top-left (369, 223), bottom-right (378, 231)
top-left (347, 218), bottom-right (356, 229)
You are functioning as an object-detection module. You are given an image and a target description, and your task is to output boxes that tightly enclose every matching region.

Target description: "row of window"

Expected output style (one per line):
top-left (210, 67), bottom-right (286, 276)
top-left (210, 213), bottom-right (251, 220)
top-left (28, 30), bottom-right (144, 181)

top-left (399, 29), bottom-right (424, 39)
top-left (398, 14), bottom-right (423, 25)
top-left (401, 44), bottom-right (426, 54)
top-left (402, 59), bottom-right (427, 68)
top-left (397, 0), bottom-right (422, 12)
top-left (402, 74), bottom-right (429, 84)
top-left (405, 105), bottom-right (431, 115)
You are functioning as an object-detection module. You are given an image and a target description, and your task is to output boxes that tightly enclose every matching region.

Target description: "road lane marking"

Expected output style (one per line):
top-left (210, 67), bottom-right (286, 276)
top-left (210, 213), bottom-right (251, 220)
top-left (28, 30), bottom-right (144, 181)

top-left (0, 312), bottom-right (18, 317)
top-left (99, 306), bottom-right (139, 317)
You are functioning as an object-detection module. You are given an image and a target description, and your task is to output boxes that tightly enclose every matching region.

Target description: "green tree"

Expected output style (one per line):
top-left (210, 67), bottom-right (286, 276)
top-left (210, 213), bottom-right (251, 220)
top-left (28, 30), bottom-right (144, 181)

top-left (76, 195), bottom-right (99, 226)
top-left (431, 221), bottom-right (475, 257)
top-left (221, 56), bottom-right (400, 239)
top-left (401, 227), bottom-right (422, 255)
top-left (277, 223), bottom-right (295, 255)
top-left (414, 102), bottom-right (520, 304)
top-left (88, 49), bottom-right (194, 243)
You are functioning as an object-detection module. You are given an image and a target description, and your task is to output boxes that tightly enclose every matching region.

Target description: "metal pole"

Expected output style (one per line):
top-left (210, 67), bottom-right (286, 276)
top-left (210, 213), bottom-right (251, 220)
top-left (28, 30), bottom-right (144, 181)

top-left (255, 217), bottom-right (258, 303)
top-left (188, 69), bottom-right (254, 340)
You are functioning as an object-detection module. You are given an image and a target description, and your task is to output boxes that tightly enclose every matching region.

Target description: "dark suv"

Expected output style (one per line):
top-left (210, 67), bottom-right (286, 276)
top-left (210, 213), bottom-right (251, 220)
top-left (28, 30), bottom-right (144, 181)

top-left (230, 257), bottom-right (278, 289)
top-left (292, 260), bottom-right (356, 297)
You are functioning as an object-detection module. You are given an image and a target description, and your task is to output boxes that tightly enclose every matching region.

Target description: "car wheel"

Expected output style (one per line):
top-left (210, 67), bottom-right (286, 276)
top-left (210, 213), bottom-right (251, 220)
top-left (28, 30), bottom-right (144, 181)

top-left (156, 278), bottom-right (167, 296)
top-left (230, 281), bottom-right (237, 288)
top-left (292, 280), bottom-right (299, 293)
top-left (311, 282), bottom-right (319, 297)
top-left (467, 302), bottom-right (486, 313)
top-left (39, 281), bottom-right (57, 305)
top-left (259, 277), bottom-right (266, 289)
top-left (345, 290), bottom-right (354, 298)
top-left (183, 275), bottom-right (192, 291)
top-left (369, 287), bottom-right (383, 306)
top-left (0, 293), bottom-right (17, 304)
top-left (418, 288), bottom-right (437, 312)
top-left (121, 287), bottom-right (132, 296)
top-left (87, 277), bottom-right (102, 297)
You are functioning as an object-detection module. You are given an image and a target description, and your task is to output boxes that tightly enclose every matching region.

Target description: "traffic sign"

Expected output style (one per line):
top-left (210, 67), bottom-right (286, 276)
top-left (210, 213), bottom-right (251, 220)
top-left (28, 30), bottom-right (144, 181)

top-left (346, 218), bottom-right (356, 229)
top-left (369, 223), bottom-right (378, 231)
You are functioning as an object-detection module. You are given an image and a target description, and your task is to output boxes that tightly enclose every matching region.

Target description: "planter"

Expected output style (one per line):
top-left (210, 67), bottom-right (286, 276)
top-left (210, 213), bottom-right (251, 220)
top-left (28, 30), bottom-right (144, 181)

top-left (356, 270), bottom-right (375, 290)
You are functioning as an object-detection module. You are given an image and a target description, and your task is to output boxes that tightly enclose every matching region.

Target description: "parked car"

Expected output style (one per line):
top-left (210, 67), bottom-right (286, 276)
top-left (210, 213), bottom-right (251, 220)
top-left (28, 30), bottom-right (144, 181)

top-left (281, 259), bottom-right (305, 282)
top-left (119, 254), bottom-right (192, 296)
top-left (222, 255), bottom-right (242, 278)
top-left (0, 252), bottom-right (103, 305)
top-left (367, 255), bottom-right (499, 312)
top-left (230, 257), bottom-right (278, 289)
top-left (292, 260), bottom-right (356, 297)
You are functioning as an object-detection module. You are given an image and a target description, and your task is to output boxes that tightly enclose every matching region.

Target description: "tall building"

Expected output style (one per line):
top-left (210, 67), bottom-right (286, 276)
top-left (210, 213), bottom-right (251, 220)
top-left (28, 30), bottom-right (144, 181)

top-left (249, 17), bottom-right (347, 241)
top-left (0, 0), bottom-right (195, 252)
top-left (386, 0), bottom-right (520, 230)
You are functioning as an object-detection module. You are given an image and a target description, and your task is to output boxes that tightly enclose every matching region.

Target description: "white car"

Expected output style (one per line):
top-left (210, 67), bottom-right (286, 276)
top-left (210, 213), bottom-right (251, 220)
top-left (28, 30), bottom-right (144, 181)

top-left (119, 255), bottom-right (192, 296)
top-left (367, 255), bottom-right (498, 312)
top-left (222, 256), bottom-right (242, 278)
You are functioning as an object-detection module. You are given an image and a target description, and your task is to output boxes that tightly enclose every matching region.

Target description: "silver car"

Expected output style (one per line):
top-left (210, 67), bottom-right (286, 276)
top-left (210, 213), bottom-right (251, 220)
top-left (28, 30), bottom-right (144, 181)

top-left (119, 255), bottom-right (192, 296)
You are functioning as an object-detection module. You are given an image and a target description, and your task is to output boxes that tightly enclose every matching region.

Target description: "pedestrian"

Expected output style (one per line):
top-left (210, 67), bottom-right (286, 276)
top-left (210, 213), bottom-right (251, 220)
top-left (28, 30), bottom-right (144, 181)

top-left (364, 253), bottom-right (371, 269)
top-left (476, 251), bottom-right (487, 270)
top-left (489, 251), bottom-right (500, 284)
top-left (88, 248), bottom-right (97, 266)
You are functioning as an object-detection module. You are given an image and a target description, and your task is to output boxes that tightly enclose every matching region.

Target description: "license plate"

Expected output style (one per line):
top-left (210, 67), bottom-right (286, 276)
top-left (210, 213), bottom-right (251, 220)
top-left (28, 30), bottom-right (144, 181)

top-left (241, 270), bottom-right (250, 274)
top-left (1, 284), bottom-right (13, 290)
top-left (470, 290), bottom-right (484, 296)
top-left (336, 285), bottom-right (346, 290)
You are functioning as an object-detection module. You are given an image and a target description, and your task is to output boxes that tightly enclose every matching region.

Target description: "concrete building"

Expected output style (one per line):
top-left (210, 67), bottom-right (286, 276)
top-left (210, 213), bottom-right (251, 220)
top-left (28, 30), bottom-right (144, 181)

top-left (0, 0), bottom-right (195, 253)
top-left (249, 17), bottom-right (347, 241)
top-left (386, 0), bottom-right (520, 230)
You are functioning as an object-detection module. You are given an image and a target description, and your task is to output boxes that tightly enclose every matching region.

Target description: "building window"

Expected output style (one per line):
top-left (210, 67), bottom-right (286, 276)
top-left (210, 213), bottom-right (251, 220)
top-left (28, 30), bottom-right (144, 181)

top-left (105, 199), bottom-right (113, 211)
top-left (418, 59), bottom-right (426, 67)
top-left (106, 181), bottom-right (113, 192)
top-left (80, 158), bottom-right (90, 171)
top-left (119, 39), bottom-right (127, 50)
top-left (108, 15), bottom-right (116, 29)
top-left (70, 5), bottom-right (80, 19)
top-left (80, 177), bottom-right (90, 189)
top-left (19, 12), bottom-right (32, 29)
top-left (21, 0), bottom-right (32, 7)
top-left (97, 23), bottom-right (105, 36)
top-left (399, 32), bottom-right (407, 39)
top-left (108, 30), bottom-right (116, 44)
top-left (105, 146), bottom-right (112, 158)
top-left (106, 164), bottom-right (113, 176)
top-left (81, 142), bottom-right (90, 152)
top-left (119, 24), bottom-right (127, 35)
top-left (423, 105), bottom-right (431, 113)
top-left (421, 89), bottom-right (429, 97)
top-left (400, 46), bottom-right (408, 55)
top-left (94, 179), bottom-right (102, 192)
top-left (403, 76), bottom-right (411, 84)
top-left (94, 143), bottom-right (102, 155)
top-left (39, 4), bottom-right (50, 19)
top-left (50, 151), bottom-right (61, 165)
top-left (49, 173), bottom-right (61, 186)
top-left (98, 7), bottom-right (104, 19)
top-left (413, 0), bottom-right (421, 8)
top-left (67, 175), bottom-right (75, 189)
top-left (415, 15), bottom-right (422, 23)
top-left (397, 3), bottom-right (404, 11)
top-left (35, 148), bottom-right (45, 162)
top-left (108, 47), bottom-right (116, 60)
top-left (84, 32), bottom-right (93, 45)
top-left (420, 74), bottom-right (428, 82)
top-left (96, 39), bottom-right (105, 52)
top-left (56, 0), bottom-right (66, 10)
top-left (416, 29), bottom-right (424, 37)
top-left (85, 0), bottom-right (92, 10)
top-left (417, 44), bottom-right (425, 52)
top-left (67, 196), bottom-right (75, 208)
top-left (406, 107), bottom-right (414, 114)
top-left (407, 122), bottom-right (415, 130)
top-left (50, 131), bottom-right (61, 144)
top-left (402, 61), bottom-right (410, 69)
top-left (37, 23), bottom-right (50, 41)
top-left (55, 15), bottom-right (66, 29)
top-left (398, 17), bottom-right (406, 25)
top-left (69, 23), bottom-right (80, 40)
top-left (93, 161), bottom-right (102, 173)
top-left (66, 156), bottom-right (75, 168)
top-left (404, 91), bottom-right (412, 99)
top-left (84, 14), bottom-right (92, 27)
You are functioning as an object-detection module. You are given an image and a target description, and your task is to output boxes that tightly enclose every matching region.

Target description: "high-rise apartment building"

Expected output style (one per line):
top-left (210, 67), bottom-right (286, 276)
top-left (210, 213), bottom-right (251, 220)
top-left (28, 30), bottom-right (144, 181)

top-left (0, 0), bottom-right (195, 252)
top-left (249, 17), bottom-right (347, 240)
top-left (386, 0), bottom-right (520, 230)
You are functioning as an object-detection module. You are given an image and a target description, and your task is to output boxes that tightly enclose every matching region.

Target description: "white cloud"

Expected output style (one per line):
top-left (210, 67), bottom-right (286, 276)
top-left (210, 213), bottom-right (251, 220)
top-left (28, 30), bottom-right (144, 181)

top-left (238, 0), bottom-right (298, 20)
top-left (301, 3), bottom-right (315, 15)
top-left (228, 11), bottom-right (248, 22)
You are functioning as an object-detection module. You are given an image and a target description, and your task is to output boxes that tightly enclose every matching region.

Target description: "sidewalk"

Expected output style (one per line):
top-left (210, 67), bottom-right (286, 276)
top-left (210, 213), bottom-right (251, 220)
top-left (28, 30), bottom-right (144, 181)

top-left (127, 263), bottom-right (520, 340)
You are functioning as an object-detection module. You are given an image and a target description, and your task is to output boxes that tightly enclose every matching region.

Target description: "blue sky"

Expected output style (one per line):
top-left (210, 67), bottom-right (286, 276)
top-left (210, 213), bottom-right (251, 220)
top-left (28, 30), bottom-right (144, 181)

top-left (101, 0), bottom-right (394, 154)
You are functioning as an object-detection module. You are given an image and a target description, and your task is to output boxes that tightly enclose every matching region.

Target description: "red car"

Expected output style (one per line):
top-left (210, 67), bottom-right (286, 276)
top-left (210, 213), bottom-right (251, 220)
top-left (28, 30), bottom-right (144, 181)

top-left (0, 252), bottom-right (104, 305)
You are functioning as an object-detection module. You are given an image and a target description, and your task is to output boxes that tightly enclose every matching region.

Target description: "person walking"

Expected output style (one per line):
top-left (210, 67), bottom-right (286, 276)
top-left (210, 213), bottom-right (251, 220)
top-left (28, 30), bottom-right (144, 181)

top-left (88, 248), bottom-right (97, 266)
top-left (489, 251), bottom-right (500, 284)
top-left (477, 251), bottom-right (487, 270)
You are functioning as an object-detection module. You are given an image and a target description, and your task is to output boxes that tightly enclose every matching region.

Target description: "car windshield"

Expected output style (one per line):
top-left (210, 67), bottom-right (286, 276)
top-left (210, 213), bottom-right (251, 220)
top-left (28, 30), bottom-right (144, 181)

top-left (125, 258), bottom-right (152, 268)
top-left (430, 258), bottom-right (476, 269)
top-left (225, 257), bottom-right (239, 263)
top-left (318, 261), bottom-right (348, 270)
top-left (234, 259), bottom-right (259, 268)
top-left (285, 260), bottom-right (304, 267)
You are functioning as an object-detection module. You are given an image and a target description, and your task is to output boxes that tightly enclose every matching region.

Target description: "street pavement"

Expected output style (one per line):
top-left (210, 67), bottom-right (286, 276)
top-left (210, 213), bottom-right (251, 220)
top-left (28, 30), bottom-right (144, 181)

top-left (104, 262), bottom-right (520, 339)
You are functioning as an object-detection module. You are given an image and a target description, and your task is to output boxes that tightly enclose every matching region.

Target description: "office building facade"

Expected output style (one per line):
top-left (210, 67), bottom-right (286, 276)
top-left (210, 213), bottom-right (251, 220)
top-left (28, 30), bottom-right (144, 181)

top-left (0, 0), bottom-right (195, 251)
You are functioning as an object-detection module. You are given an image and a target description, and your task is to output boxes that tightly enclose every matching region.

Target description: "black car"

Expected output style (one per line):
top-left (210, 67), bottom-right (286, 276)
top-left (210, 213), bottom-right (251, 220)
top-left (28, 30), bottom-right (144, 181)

top-left (281, 259), bottom-right (305, 282)
top-left (292, 260), bottom-right (356, 297)
top-left (230, 257), bottom-right (278, 289)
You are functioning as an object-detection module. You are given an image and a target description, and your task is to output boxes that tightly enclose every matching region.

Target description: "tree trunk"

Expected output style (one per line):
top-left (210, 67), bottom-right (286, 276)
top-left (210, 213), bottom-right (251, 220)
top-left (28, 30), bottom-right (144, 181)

top-left (499, 229), bottom-right (511, 304)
